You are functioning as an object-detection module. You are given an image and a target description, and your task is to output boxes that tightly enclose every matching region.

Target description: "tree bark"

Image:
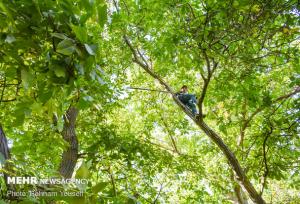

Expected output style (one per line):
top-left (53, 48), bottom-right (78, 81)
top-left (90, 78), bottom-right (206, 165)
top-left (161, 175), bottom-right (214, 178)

top-left (0, 125), bottom-right (10, 161)
top-left (0, 124), bottom-right (14, 190)
top-left (58, 107), bottom-right (79, 178)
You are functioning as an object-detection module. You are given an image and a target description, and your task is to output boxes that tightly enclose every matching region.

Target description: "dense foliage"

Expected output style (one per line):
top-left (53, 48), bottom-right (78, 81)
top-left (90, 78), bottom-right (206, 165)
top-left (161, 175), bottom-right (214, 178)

top-left (0, 0), bottom-right (299, 203)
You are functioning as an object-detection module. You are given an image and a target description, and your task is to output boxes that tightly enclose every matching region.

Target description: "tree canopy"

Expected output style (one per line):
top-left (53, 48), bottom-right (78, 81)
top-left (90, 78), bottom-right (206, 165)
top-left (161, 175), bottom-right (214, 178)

top-left (0, 0), bottom-right (299, 203)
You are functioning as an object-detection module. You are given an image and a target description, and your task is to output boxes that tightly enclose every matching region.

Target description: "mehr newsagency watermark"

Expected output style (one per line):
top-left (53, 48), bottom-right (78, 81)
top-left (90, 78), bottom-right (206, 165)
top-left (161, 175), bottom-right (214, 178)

top-left (7, 190), bottom-right (83, 197)
top-left (6, 177), bottom-right (87, 197)
top-left (7, 176), bottom-right (88, 185)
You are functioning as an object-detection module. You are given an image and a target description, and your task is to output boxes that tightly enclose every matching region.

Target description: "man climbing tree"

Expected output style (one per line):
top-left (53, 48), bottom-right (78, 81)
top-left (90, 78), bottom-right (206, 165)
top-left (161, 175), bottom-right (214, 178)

top-left (176, 85), bottom-right (198, 116)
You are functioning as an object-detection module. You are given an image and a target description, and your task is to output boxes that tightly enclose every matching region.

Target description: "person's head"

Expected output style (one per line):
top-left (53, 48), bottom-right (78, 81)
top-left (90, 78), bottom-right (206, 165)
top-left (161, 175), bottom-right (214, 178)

top-left (181, 85), bottom-right (188, 93)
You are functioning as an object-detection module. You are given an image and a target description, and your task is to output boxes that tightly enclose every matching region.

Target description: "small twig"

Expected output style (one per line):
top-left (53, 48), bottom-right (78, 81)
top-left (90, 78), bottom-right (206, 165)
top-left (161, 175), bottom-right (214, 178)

top-left (199, 72), bottom-right (206, 81)
top-left (152, 183), bottom-right (163, 204)
top-left (260, 125), bottom-right (273, 196)
top-left (187, 3), bottom-right (196, 19)
top-left (120, 0), bottom-right (130, 15)
top-left (274, 86), bottom-right (300, 102)
top-left (0, 99), bottom-right (17, 102)
top-left (128, 86), bottom-right (170, 93)
top-left (108, 166), bottom-right (117, 196)
top-left (112, 0), bottom-right (120, 13)
top-left (160, 115), bottom-right (180, 154)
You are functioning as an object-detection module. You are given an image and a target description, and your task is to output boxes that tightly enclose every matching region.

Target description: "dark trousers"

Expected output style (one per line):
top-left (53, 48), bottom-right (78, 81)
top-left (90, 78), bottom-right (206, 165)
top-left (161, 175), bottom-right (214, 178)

top-left (178, 94), bottom-right (197, 115)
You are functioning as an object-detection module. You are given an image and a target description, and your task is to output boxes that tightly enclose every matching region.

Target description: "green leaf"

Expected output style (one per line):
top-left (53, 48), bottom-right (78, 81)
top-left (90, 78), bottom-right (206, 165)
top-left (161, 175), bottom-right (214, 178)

top-left (92, 182), bottom-right (109, 193)
top-left (54, 66), bottom-right (66, 78)
top-left (76, 162), bottom-right (90, 179)
top-left (5, 35), bottom-right (16, 43)
top-left (0, 2), bottom-right (14, 23)
top-left (84, 44), bottom-right (97, 56)
top-left (262, 94), bottom-right (272, 107)
top-left (21, 69), bottom-right (34, 90)
top-left (79, 0), bottom-right (93, 11)
top-left (57, 116), bottom-right (64, 132)
top-left (77, 94), bottom-right (94, 110)
top-left (4, 67), bottom-right (17, 79)
top-left (218, 124), bottom-right (228, 135)
top-left (38, 83), bottom-right (53, 104)
top-left (97, 76), bottom-right (105, 85)
top-left (71, 25), bottom-right (88, 43)
top-left (51, 33), bottom-right (68, 40)
top-left (126, 195), bottom-right (137, 204)
top-left (31, 102), bottom-right (43, 114)
top-left (83, 95), bottom-right (94, 102)
top-left (14, 111), bottom-right (25, 127)
top-left (0, 200), bottom-right (6, 204)
top-left (77, 98), bottom-right (90, 109)
top-left (97, 0), bottom-right (107, 28)
top-left (57, 39), bottom-right (76, 55)
top-left (81, 56), bottom-right (95, 76)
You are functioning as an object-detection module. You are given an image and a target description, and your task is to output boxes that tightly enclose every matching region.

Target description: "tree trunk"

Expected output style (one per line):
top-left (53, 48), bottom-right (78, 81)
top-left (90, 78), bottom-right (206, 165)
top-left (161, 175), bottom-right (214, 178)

top-left (58, 107), bottom-right (79, 178)
top-left (0, 124), bottom-right (14, 190)
top-left (0, 124), bottom-right (10, 161)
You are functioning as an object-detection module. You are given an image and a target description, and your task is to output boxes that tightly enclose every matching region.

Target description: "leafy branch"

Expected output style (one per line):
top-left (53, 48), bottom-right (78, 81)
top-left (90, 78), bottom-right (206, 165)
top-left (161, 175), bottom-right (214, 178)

top-left (239, 85), bottom-right (300, 147)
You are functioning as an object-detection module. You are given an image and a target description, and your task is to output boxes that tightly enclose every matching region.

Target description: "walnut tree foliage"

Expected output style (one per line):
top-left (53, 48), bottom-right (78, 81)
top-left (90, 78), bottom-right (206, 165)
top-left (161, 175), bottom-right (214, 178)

top-left (0, 0), bottom-right (299, 203)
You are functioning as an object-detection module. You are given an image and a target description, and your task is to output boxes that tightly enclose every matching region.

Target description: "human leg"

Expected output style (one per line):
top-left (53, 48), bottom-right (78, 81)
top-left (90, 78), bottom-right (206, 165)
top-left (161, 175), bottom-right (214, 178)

top-left (187, 101), bottom-right (197, 115)
top-left (179, 94), bottom-right (196, 103)
top-left (178, 94), bottom-right (198, 115)
top-left (178, 94), bottom-right (189, 104)
top-left (189, 94), bottom-right (197, 104)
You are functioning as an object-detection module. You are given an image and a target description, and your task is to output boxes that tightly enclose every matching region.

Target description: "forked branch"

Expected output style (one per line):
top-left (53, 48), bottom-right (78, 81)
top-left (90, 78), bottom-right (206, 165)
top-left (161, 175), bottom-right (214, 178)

top-left (197, 50), bottom-right (218, 120)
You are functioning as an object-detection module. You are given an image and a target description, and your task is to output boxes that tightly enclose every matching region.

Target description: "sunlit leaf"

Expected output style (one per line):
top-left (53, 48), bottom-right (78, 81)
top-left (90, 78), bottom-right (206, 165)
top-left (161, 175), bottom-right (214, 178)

top-left (57, 39), bottom-right (76, 55)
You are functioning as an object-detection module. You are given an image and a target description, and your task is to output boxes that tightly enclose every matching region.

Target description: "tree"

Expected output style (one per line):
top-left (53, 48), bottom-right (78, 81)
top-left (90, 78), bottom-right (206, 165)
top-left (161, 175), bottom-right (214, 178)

top-left (0, 0), bottom-right (299, 203)
top-left (109, 0), bottom-right (299, 203)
